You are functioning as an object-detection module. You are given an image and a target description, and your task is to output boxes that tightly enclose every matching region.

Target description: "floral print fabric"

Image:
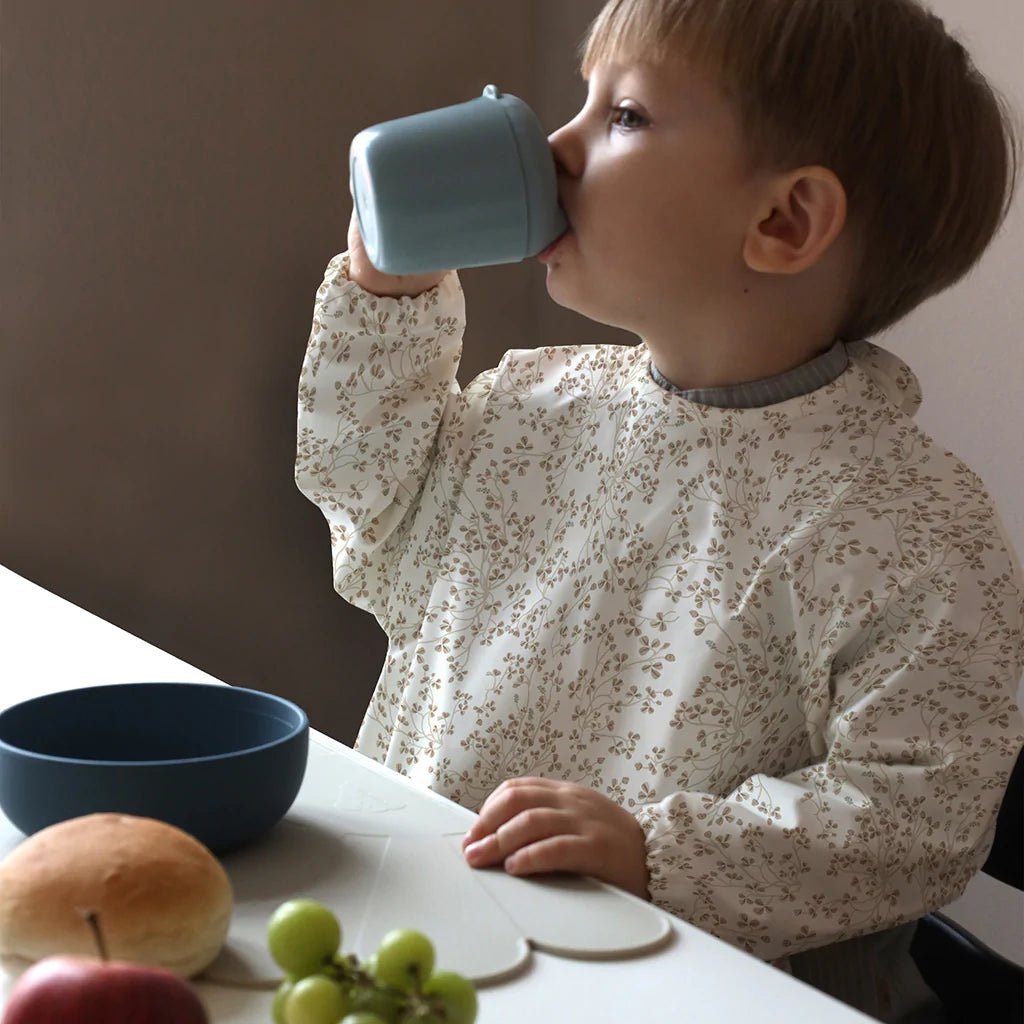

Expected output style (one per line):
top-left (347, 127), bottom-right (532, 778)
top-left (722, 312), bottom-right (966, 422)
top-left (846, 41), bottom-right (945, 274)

top-left (296, 252), bottom-right (1024, 961)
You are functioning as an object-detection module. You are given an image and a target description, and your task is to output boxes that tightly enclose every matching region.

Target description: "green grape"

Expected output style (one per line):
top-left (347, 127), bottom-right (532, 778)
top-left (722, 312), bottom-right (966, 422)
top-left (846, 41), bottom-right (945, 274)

top-left (339, 1015), bottom-right (388, 1024)
top-left (268, 899), bottom-right (343, 977)
top-left (284, 974), bottom-right (349, 1024)
top-left (272, 978), bottom-right (296, 1024)
top-left (423, 970), bottom-right (478, 1024)
top-left (371, 929), bottom-right (435, 992)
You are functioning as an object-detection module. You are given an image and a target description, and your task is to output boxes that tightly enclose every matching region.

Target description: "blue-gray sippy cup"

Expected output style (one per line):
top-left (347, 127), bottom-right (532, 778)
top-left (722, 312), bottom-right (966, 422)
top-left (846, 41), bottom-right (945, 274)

top-left (349, 85), bottom-right (569, 276)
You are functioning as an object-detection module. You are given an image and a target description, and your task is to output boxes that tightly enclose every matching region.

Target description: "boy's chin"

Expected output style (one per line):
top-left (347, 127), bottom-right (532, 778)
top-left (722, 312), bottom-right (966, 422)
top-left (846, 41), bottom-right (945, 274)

top-left (542, 261), bottom-right (580, 304)
top-left (543, 271), bottom-right (622, 329)
top-left (543, 272), bottom-right (587, 317)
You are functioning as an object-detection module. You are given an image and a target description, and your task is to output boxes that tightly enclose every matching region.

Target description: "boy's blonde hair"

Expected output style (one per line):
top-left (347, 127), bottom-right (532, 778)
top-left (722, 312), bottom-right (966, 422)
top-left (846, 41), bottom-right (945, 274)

top-left (579, 0), bottom-right (1021, 342)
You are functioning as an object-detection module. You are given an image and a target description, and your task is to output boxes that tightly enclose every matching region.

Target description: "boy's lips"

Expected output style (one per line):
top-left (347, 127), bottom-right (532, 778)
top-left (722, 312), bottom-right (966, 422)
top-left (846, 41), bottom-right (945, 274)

top-left (537, 228), bottom-right (572, 262)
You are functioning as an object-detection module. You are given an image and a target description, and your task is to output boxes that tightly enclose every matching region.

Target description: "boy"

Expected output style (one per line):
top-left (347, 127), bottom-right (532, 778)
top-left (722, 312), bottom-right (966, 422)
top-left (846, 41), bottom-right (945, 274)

top-left (296, 0), bottom-right (1023, 1018)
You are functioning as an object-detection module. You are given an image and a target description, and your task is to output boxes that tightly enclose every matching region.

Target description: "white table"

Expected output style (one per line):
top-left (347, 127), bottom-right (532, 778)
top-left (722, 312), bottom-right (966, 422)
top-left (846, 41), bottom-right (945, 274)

top-left (0, 564), bottom-right (877, 1022)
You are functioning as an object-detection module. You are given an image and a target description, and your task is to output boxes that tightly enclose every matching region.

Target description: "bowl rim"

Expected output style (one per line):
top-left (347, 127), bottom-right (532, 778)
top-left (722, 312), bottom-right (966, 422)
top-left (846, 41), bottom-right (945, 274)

top-left (0, 681), bottom-right (309, 768)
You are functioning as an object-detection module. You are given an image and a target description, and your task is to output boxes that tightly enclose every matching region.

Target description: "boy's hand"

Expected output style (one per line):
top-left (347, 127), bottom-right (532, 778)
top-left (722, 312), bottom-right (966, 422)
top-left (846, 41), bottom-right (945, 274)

top-left (346, 207), bottom-right (448, 299)
top-left (461, 777), bottom-right (651, 900)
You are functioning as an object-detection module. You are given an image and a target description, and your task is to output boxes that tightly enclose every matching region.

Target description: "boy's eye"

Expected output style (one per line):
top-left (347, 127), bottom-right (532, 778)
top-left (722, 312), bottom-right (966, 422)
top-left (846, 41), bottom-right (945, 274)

top-left (610, 106), bottom-right (647, 131)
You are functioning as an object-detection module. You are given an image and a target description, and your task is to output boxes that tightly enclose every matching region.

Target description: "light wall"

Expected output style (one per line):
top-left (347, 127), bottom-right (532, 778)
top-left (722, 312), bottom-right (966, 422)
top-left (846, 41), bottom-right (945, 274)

top-left (891, 0), bottom-right (1024, 561)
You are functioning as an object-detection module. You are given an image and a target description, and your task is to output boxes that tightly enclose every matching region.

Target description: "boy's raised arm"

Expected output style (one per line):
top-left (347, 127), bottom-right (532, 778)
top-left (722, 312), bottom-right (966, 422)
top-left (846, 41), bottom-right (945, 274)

top-left (294, 213), bottom-right (467, 624)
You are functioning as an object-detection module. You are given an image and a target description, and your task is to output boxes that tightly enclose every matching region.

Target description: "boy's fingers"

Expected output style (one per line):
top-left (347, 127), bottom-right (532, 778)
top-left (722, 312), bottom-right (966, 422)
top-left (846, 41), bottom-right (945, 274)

top-left (464, 806), bottom-right (570, 867)
top-left (478, 776), bottom-right (559, 816)
top-left (504, 834), bottom-right (589, 877)
top-left (462, 781), bottom-right (561, 846)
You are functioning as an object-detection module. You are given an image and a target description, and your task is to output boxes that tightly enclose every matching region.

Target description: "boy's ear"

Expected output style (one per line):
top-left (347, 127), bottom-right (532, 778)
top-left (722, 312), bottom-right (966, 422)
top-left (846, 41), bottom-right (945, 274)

top-left (743, 166), bottom-right (848, 275)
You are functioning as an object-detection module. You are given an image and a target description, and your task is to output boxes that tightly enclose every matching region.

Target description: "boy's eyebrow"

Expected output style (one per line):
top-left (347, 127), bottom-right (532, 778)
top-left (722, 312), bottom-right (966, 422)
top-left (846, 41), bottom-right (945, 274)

top-left (581, 64), bottom-right (653, 91)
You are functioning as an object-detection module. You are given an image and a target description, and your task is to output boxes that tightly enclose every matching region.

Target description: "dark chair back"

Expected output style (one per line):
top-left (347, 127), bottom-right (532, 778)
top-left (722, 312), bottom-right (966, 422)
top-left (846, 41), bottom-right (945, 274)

top-left (910, 744), bottom-right (1024, 1024)
top-left (982, 743), bottom-right (1023, 890)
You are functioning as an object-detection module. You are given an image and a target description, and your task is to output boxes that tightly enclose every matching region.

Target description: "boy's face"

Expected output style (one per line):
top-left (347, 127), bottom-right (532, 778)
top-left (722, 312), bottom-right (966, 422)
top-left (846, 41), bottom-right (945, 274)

top-left (544, 56), bottom-right (760, 343)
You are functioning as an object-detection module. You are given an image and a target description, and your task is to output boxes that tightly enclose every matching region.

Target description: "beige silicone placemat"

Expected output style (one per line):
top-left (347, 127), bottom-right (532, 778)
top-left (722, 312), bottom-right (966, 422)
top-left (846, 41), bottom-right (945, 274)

top-left (205, 737), bottom-right (670, 986)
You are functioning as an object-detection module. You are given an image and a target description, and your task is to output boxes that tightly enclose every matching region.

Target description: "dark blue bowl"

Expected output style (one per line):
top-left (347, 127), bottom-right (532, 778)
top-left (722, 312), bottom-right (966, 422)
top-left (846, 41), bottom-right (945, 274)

top-left (0, 682), bottom-right (309, 854)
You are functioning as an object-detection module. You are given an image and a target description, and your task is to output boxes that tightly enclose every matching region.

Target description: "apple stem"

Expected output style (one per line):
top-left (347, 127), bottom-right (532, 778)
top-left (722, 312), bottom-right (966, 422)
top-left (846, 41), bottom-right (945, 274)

top-left (79, 908), bottom-right (110, 962)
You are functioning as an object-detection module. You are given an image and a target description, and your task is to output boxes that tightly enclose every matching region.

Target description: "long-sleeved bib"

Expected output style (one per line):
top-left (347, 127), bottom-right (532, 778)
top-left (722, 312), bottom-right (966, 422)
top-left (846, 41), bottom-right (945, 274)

top-left (296, 251), bottom-right (1023, 963)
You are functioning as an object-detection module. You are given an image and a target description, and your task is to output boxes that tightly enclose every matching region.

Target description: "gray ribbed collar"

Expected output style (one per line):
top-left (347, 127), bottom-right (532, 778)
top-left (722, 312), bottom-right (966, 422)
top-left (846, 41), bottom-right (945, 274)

top-left (649, 340), bottom-right (849, 409)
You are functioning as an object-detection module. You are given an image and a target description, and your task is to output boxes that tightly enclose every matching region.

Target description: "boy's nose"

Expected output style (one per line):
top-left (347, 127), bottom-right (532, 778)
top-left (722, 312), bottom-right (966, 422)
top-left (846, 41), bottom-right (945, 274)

top-left (547, 124), bottom-right (578, 178)
top-left (547, 124), bottom-right (568, 152)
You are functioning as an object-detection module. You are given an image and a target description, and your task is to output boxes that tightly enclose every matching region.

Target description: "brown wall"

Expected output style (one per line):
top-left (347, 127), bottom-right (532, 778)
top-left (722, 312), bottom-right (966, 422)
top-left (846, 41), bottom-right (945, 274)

top-left (0, 0), bottom-right (623, 742)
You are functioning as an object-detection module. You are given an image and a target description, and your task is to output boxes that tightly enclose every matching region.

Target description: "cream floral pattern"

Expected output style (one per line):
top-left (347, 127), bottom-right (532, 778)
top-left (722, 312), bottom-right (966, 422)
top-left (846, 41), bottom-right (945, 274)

top-left (296, 252), bottom-right (1024, 961)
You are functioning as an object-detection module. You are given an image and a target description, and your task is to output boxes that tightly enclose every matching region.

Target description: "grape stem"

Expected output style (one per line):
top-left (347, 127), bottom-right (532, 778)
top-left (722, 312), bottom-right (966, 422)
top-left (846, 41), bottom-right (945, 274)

top-left (320, 954), bottom-right (444, 1021)
top-left (323, 953), bottom-right (374, 987)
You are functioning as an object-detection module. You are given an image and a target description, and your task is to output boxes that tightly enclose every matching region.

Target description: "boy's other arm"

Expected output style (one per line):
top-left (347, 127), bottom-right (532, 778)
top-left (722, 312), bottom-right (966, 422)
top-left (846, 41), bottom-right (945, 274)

top-left (294, 211), bottom-right (466, 624)
top-left (637, 538), bottom-right (1024, 960)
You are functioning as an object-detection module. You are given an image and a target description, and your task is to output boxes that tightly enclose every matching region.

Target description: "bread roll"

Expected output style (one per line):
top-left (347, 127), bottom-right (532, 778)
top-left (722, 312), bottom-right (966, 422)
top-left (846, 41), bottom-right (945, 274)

top-left (0, 813), bottom-right (233, 977)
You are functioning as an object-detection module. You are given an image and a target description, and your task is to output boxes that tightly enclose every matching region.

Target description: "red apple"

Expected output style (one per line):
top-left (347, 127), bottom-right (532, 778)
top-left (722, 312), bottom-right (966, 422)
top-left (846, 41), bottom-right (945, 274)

top-left (2, 955), bottom-right (209, 1023)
